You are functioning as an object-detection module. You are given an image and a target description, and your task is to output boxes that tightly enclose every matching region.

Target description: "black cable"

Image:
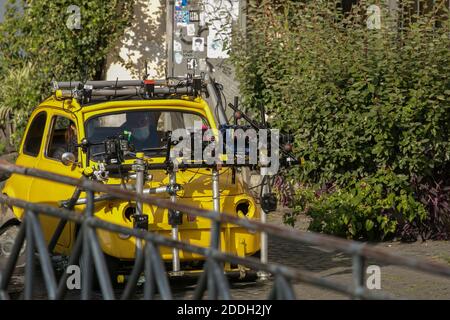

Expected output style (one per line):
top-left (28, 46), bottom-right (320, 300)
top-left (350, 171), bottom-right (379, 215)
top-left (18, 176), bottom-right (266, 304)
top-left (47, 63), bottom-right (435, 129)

top-left (184, 168), bottom-right (231, 177)
top-left (259, 175), bottom-right (268, 201)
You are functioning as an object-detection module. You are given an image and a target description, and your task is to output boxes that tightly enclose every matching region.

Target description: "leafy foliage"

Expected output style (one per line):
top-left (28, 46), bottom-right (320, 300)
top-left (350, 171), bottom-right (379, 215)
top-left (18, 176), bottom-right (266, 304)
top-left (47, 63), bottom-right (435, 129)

top-left (0, 0), bottom-right (135, 149)
top-left (290, 169), bottom-right (427, 241)
top-left (232, 0), bottom-right (450, 240)
top-left (0, 63), bottom-right (43, 147)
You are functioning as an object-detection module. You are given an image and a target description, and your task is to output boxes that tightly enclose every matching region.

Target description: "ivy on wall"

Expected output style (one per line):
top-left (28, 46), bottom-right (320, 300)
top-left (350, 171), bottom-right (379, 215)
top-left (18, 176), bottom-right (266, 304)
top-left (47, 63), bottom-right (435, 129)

top-left (0, 0), bottom-right (135, 150)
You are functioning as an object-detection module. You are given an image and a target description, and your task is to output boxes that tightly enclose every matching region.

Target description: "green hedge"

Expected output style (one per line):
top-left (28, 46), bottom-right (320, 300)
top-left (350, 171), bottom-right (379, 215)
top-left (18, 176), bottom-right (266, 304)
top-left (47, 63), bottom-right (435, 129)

top-left (0, 0), bottom-right (135, 149)
top-left (232, 0), bottom-right (450, 240)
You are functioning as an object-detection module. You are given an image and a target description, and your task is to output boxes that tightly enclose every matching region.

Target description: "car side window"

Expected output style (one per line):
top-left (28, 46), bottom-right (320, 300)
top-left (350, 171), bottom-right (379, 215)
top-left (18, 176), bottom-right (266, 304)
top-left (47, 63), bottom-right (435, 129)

top-left (23, 112), bottom-right (47, 157)
top-left (46, 115), bottom-right (78, 161)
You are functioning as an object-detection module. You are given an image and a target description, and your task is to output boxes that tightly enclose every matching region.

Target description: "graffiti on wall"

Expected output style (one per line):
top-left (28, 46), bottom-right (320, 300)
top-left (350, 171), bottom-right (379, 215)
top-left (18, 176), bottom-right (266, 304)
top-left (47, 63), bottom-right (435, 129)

top-left (172, 0), bottom-right (240, 77)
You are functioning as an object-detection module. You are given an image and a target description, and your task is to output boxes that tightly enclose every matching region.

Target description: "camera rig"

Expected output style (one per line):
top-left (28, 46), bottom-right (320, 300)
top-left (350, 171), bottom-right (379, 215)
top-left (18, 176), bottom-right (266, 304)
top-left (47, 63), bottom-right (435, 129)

top-left (54, 75), bottom-right (300, 274)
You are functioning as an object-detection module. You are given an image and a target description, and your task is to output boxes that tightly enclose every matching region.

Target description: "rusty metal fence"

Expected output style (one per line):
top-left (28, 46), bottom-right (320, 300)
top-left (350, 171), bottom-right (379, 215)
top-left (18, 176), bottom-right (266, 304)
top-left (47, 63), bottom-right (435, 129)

top-left (1, 159), bottom-right (450, 300)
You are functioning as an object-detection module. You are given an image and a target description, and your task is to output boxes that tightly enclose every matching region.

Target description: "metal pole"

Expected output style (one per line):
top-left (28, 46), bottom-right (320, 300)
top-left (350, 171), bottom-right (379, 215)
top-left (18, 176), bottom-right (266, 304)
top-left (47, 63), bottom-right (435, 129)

top-left (206, 75), bottom-right (228, 126)
top-left (24, 220), bottom-right (34, 300)
top-left (210, 259), bottom-right (231, 300)
top-left (87, 227), bottom-right (115, 300)
top-left (258, 175), bottom-right (270, 280)
top-left (193, 264), bottom-right (208, 299)
top-left (135, 154), bottom-right (145, 251)
top-left (166, 0), bottom-right (175, 77)
top-left (143, 249), bottom-right (155, 300)
top-left (49, 187), bottom-right (82, 252)
top-left (170, 171), bottom-right (180, 273)
top-left (121, 248), bottom-right (144, 300)
top-left (81, 190), bottom-right (94, 300)
top-left (352, 254), bottom-right (366, 300)
top-left (145, 242), bottom-right (172, 299)
top-left (56, 230), bottom-right (84, 299)
top-left (0, 223), bottom-right (26, 291)
top-left (207, 261), bottom-right (217, 300)
top-left (275, 274), bottom-right (296, 300)
top-left (211, 167), bottom-right (221, 249)
top-left (27, 211), bottom-right (57, 299)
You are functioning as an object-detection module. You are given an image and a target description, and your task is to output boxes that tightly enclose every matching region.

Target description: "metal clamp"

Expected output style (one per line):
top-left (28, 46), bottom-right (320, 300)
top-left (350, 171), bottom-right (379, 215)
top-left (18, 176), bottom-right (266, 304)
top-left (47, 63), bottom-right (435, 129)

top-left (132, 214), bottom-right (149, 230)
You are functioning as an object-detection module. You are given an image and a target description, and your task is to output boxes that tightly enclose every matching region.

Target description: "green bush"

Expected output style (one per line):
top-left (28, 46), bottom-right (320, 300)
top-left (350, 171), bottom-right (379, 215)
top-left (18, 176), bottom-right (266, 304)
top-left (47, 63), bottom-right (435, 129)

top-left (233, 0), bottom-right (450, 240)
top-left (290, 169), bottom-right (427, 240)
top-left (0, 0), bottom-right (135, 150)
top-left (0, 64), bottom-right (44, 147)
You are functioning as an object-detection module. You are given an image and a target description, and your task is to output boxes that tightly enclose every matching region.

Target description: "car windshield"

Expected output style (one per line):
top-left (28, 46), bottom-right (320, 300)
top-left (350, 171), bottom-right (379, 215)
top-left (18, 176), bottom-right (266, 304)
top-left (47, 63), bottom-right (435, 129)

top-left (85, 110), bottom-right (209, 160)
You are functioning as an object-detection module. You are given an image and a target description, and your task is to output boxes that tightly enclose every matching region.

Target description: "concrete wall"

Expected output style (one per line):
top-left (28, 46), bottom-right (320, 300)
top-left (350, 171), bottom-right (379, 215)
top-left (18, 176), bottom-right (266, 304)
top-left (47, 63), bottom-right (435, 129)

top-left (105, 0), bottom-right (167, 80)
top-left (105, 0), bottom-right (243, 109)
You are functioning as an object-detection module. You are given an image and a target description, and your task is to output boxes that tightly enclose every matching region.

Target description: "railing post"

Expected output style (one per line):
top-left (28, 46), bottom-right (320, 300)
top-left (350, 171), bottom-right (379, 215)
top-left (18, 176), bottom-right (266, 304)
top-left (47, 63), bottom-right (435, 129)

top-left (81, 191), bottom-right (94, 300)
top-left (0, 222), bottom-right (26, 293)
top-left (84, 190), bottom-right (115, 300)
top-left (193, 263), bottom-right (208, 300)
top-left (209, 258), bottom-right (231, 300)
top-left (135, 154), bottom-right (145, 252)
top-left (144, 242), bottom-right (172, 300)
top-left (24, 218), bottom-right (34, 300)
top-left (211, 166), bottom-right (221, 249)
top-left (120, 152), bottom-right (146, 299)
top-left (26, 210), bottom-right (57, 299)
top-left (258, 175), bottom-right (270, 281)
top-left (48, 186), bottom-right (82, 253)
top-left (207, 166), bottom-right (224, 300)
top-left (169, 169), bottom-right (180, 273)
top-left (275, 273), bottom-right (296, 300)
top-left (193, 166), bottom-right (223, 300)
top-left (56, 228), bottom-right (84, 299)
top-left (121, 248), bottom-right (144, 300)
top-left (352, 254), bottom-right (366, 300)
top-left (207, 260), bottom-right (217, 300)
top-left (143, 247), bottom-right (155, 300)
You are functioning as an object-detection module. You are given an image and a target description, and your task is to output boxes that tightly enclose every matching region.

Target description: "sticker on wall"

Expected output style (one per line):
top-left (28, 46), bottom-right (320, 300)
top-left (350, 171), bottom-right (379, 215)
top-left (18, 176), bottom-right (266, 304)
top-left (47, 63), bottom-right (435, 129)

top-left (175, 52), bottom-right (183, 64)
top-left (192, 37), bottom-right (205, 52)
top-left (187, 58), bottom-right (198, 70)
top-left (175, 0), bottom-right (188, 11)
top-left (199, 12), bottom-right (206, 26)
top-left (186, 24), bottom-right (196, 37)
top-left (189, 10), bottom-right (200, 22)
top-left (207, 29), bottom-right (229, 59)
top-left (183, 50), bottom-right (193, 59)
top-left (203, 0), bottom-right (239, 23)
top-left (198, 59), bottom-right (208, 72)
top-left (175, 11), bottom-right (190, 25)
top-left (174, 40), bottom-right (182, 52)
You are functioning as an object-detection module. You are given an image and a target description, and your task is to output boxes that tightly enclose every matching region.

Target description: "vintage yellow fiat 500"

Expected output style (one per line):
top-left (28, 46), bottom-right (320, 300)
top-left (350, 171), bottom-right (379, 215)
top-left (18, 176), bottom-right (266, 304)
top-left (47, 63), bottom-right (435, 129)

top-left (0, 79), bottom-right (263, 282)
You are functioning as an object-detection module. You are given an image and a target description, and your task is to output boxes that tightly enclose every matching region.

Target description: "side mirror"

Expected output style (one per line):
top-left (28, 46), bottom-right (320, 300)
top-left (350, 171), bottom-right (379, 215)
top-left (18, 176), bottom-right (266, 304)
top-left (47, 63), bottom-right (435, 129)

top-left (61, 152), bottom-right (76, 166)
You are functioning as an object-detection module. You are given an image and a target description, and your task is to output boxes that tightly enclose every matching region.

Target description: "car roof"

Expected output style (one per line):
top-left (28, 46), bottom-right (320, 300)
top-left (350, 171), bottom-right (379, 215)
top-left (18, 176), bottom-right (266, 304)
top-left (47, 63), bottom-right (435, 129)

top-left (40, 95), bottom-right (210, 114)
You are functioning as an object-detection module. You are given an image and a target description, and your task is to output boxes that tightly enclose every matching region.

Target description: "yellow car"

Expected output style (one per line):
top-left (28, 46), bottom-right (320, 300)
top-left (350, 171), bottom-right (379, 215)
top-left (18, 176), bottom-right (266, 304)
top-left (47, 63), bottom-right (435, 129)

top-left (0, 79), bottom-right (261, 282)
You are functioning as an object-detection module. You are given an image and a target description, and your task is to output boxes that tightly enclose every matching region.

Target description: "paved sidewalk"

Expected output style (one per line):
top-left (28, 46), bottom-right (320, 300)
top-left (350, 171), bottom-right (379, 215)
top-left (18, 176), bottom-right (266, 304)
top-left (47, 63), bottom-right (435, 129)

top-left (228, 211), bottom-right (450, 300)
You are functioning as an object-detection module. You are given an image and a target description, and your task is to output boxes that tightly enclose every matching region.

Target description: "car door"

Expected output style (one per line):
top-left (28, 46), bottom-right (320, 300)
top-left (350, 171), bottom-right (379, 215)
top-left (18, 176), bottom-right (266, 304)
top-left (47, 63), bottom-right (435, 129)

top-left (27, 111), bottom-right (82, 251)
top-left (3, 111), bottom-right (49, 216)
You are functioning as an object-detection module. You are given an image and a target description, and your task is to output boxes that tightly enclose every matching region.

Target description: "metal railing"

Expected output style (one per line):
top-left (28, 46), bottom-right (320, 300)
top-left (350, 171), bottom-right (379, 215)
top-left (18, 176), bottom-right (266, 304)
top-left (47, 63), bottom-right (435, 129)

top-left (1, 159), bottom-right (450, 300)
